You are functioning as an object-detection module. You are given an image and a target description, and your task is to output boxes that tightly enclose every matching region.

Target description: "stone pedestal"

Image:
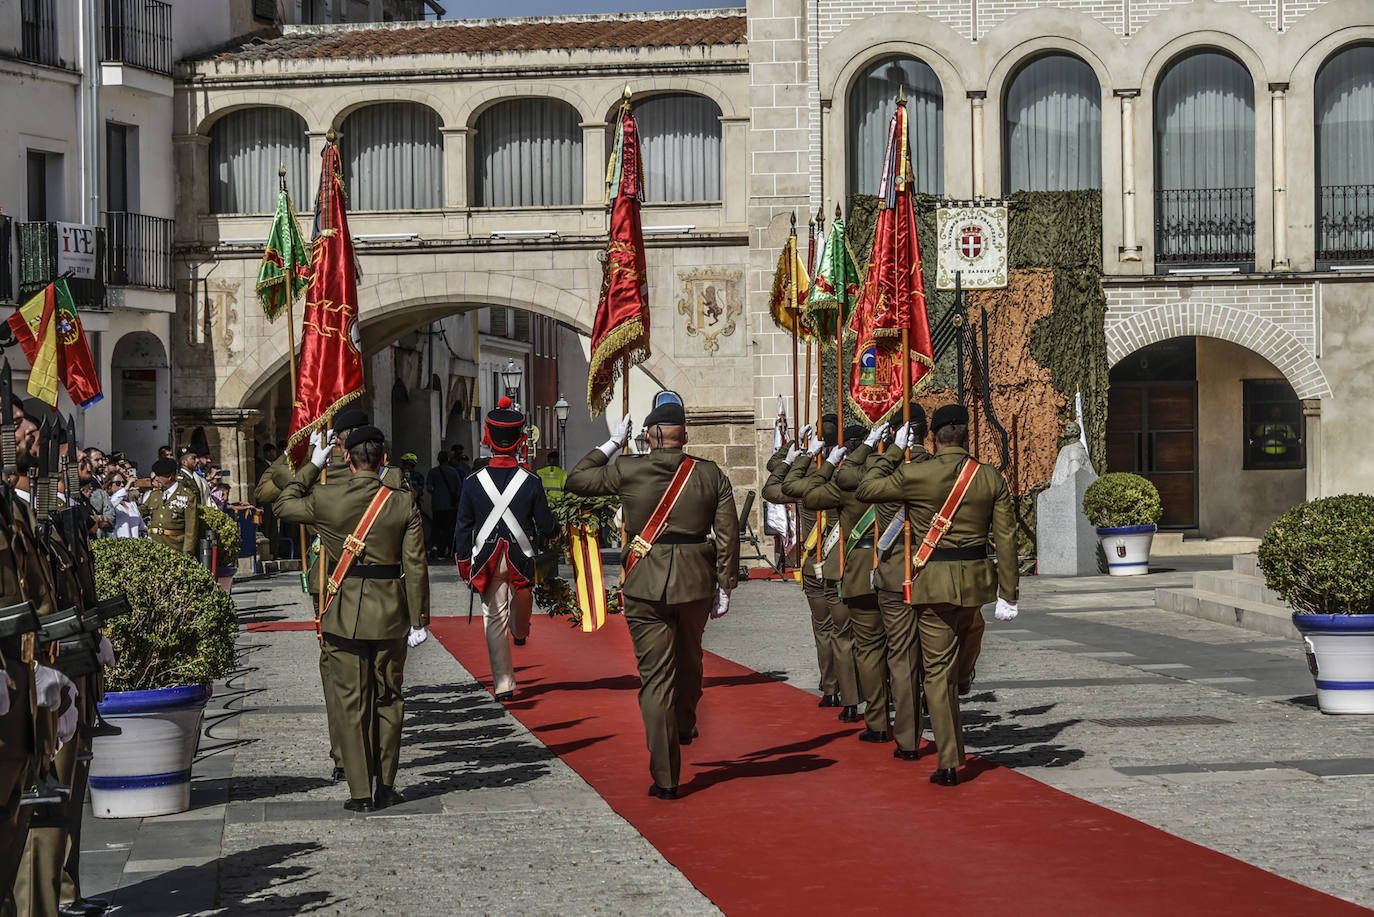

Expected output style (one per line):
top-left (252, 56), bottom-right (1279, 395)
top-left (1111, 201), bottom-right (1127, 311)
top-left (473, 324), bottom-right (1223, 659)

top-left (1036, 440), bottom-right (1099, 576)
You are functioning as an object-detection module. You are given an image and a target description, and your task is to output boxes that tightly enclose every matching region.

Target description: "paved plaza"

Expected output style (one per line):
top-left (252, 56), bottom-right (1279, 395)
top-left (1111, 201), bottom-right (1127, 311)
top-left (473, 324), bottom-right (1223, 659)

top-left (80, 559), bottom-right (1373, 915)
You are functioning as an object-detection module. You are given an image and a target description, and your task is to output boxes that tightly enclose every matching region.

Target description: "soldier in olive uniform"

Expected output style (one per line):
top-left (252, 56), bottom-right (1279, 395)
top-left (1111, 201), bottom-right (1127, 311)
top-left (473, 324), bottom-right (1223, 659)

top-left (857, 405), bottom-right (1020, 785)
top-left (566, 402), bottom-right (739, 799)
top-left (142, 458), bottom-right (199, 554)
top-left (275, 426), bottom-right (430, 812)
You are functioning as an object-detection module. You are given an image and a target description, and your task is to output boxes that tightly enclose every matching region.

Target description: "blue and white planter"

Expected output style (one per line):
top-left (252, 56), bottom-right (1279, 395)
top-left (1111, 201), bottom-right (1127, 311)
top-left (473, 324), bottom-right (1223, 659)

top-left (1097, 524), bottom-right (1157, 576)
top-left (1293, 614), bottom-right (1374, 714)
top-left (89, 684), bottom-right (212, 818)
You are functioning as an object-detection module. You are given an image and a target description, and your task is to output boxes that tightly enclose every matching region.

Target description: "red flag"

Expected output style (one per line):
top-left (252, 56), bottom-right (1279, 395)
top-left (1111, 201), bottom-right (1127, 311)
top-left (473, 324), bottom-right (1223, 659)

top-left (588, 99), bottom-right (650, 416)
top-left (847, 98), bottom-right (934, 423)
top-left (287, 140), bottom-right (365, 468)
top-left (6, 279), bottom-right (102, 409)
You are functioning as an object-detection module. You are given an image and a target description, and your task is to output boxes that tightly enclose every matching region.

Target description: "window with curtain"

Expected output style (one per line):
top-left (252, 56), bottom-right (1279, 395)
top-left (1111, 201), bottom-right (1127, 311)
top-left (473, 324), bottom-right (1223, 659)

top-left (1315, 44), bottom-right (1374, 262)
top-left (1154, 51), bottom-right (1255, 265)
top-left (341, 102), bottom-right (443, 211)
top-left (635, 93), bottom-right (722, 202)
top-left (847, 56), bottom-right (943, 197)
top-left (474, 99), bottom-right (583, 207)
top-left (209, 107), bottom-right (307, 214)
top-left (1004, 54), bottom-right (1101, 193)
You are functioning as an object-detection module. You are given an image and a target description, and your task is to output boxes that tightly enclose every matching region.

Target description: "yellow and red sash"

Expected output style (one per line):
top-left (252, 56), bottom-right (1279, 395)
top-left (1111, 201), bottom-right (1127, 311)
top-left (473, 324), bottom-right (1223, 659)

top-left (317, 486), bottom-right (395, 640)
top-left (568, 521), bottom-right (608, 632)
top-left (623, 456), bottom-right (697, 578)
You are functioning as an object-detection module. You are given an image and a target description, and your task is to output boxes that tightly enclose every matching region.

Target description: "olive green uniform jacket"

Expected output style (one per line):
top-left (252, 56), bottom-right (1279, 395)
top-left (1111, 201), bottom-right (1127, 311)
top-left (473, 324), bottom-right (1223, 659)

top-left (779, 452), bottom-right (827, 574)
top-left (566, 448), bottom-right (739, 603)
top-left (797, 446), bottom-right (899, 599)
top-left (856, 445), bottom-right (1019, 605)
top-left (274, 468), bottom-right (430, 640)
top-left (143, 470), bottom-right (200, 554)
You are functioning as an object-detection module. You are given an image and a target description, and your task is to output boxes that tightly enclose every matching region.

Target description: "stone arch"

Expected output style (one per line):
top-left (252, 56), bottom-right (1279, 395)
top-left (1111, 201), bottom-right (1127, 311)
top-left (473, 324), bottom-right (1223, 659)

top-left (327, 87), bottom-right (456, 132)
top-left (194, 94), bottom-right (324, 137)
top-left (1136, 24), bottom-right (1274, 92)
top-left (980, 15), bottom-right (1119, 96)
top-left (458, 84), bottom-right (594, 128)
top-left (592, 79), bottom-right (738, 123)
top-left (1105, 302), bottom-right (1331, 398)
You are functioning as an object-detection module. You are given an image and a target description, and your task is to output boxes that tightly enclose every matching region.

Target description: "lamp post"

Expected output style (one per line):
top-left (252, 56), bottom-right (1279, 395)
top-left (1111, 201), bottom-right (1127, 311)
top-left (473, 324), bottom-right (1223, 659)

top-left (554, 394), bottom-right (569, 454)
top-left (499, 359), bottom-right (523, 408)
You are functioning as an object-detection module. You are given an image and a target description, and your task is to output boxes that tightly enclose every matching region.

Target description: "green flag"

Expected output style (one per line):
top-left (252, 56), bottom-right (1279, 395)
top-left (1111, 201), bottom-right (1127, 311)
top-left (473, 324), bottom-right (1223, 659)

top-left (255, 187), bottom-right (310, 322)
top-left (805, 216), bottom-right (862, 339)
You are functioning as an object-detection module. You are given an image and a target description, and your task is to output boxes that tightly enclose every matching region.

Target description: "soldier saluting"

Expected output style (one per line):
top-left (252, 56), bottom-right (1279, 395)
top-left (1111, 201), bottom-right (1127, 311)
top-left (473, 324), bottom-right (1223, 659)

top-left (566, 399), bottom-right (739, 800)
top-left (142, 457), bottom-right (200, 554)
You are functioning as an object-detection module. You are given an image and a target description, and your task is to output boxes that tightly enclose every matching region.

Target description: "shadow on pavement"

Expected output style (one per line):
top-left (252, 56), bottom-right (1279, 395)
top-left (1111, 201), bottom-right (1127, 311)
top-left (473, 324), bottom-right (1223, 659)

top-left (961, 697), bottom-right (1085, 769)
top-left (107, 842), bottom-right (332, 916)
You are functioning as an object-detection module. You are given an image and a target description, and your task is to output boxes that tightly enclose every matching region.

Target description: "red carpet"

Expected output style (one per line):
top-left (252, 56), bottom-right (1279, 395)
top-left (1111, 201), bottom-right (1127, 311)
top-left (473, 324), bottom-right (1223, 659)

top-left (430, 614), bottom-right (1370, 917)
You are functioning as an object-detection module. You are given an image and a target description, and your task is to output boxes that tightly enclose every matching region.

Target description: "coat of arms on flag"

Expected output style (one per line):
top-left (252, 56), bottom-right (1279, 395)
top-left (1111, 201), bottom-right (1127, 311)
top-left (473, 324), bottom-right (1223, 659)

top-left (936, 204), bottom-right (1009, 289)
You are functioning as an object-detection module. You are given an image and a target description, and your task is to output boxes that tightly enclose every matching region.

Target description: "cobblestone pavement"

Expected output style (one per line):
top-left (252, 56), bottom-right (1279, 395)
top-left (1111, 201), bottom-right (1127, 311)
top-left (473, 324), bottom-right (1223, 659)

top-left (83, 558), bottom-right (1373, 913)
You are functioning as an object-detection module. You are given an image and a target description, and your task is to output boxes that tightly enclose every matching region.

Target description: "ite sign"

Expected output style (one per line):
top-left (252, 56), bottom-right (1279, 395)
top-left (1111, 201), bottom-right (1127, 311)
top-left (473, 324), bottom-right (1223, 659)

top-left (56, 222), bottom-right (98, 280)
top-left (936, 205), bottom-right (1009, 290)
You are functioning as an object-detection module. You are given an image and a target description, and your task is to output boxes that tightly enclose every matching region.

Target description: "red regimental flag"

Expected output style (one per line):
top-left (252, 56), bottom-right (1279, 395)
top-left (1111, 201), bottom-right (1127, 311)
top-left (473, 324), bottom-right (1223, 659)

top-left (287, 142), bottom-right (365, 468)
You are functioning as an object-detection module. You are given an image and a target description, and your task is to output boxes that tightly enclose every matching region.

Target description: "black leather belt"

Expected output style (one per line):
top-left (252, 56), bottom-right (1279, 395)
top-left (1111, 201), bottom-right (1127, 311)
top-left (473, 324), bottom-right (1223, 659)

top-left (929, 545), bottom-right (988, 562)
top-left (346, 564), bottom-right (401, 580)
top-left (655, 534), bottom-right (709, 545)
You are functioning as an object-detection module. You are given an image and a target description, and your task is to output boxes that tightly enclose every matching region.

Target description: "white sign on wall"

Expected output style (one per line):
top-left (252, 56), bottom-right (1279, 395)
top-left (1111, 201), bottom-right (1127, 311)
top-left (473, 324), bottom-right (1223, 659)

top-left (56, 222), bottom-right (98, 280)
top-left (935, 205), bottom-right (1009, 290)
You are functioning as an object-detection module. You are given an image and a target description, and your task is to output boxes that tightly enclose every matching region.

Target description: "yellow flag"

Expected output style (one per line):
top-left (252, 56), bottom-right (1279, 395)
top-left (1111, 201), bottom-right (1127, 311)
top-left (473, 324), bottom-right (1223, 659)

top-left (20, 286), bottom-right (59, 407)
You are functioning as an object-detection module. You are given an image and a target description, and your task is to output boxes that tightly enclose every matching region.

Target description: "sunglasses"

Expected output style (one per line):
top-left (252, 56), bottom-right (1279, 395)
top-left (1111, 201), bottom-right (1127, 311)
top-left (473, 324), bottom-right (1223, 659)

top-left (110, 479), bottom-right (127, 486)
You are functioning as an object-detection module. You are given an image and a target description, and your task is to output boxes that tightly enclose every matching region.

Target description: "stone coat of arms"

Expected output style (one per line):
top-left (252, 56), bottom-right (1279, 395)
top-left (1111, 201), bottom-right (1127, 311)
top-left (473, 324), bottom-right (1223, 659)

top-left (676, 267), bottom-right (743, 355)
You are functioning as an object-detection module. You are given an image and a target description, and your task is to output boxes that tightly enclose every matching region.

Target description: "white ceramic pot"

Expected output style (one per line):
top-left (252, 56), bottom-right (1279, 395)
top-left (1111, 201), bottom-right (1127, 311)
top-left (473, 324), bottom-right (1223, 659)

top-left (89, 684), bottom-right (211, 818)
top-left (1293, 614), bottom-right (1374, 714)
top-left (1097, 524), bottom-right (1156, 576)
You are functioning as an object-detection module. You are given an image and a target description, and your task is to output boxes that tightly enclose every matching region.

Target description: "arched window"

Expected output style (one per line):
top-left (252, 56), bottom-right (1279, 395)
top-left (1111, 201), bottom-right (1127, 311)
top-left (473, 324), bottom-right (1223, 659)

top-left (209, 107), bottom-right (307, 214)
top-left (1004, 53), bottom-right (1102, 193)
top-left (635, 93), bottom-right (722, 202)
top-left (1315, 44), bottom-right (1374, 262)
top-left (474, 99), bottom-right (583, 207)
top-left (341, 102), bottom-right (443, 211)
top-left (848, 56), bottom-right (943, 197)
top-left (1154, 51), bottom-right (1255, 266)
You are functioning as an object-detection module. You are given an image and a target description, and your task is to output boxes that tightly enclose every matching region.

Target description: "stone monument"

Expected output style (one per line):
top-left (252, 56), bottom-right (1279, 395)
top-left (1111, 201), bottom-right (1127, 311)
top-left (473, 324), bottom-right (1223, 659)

top-left (1036, 422), bottom-right (1100, 575)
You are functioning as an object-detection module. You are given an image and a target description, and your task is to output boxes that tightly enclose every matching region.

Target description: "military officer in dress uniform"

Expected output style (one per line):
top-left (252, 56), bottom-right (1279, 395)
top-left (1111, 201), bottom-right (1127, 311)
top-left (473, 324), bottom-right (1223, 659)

top-left (454, 398), bottom-right (556, 701)
top-left (856, 405), bottom-right (1020, 785)
top-left (143, 457), bottom-right (199, 554)
top-left (566, 401), bottom-right (739, 799)
top-left (274, 425), bottom-right (430, 812)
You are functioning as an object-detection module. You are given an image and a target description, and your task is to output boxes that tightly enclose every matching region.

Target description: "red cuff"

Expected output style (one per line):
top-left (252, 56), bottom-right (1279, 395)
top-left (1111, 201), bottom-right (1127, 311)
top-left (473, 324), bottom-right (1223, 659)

top-left (456, 557), bottom-right (472, 581)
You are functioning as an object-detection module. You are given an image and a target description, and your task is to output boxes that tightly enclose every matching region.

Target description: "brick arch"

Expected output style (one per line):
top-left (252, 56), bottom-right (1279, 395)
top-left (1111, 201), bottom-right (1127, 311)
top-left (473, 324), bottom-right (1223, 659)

top-left (1106, 303), bottom-right (1331, 399)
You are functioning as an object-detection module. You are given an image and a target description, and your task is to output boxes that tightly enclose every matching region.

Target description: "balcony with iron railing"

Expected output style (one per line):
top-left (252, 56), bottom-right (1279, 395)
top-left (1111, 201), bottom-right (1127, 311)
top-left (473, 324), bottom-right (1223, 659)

top-left (20, 0), bottom-right (60, 67)
top-left (1317, 185), bottom-right (1374, 265)
top-left (1154, 187), bottom-right (1256, 270)
top-left (18, 222), bottom-right (107, 310)
top-left (102, 0), bottom-right (172, 76)
top-left (104, 212), bottom-right (175, 290)
top-left (0, 216), bottom-right (13, 303)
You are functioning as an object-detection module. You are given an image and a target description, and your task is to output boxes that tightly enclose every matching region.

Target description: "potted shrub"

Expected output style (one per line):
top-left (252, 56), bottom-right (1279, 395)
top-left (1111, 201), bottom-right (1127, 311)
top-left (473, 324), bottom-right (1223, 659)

top-left (1082, 472), bottom-right (1162, 576)
top-left (198, 503), bottom-right (242, 592)
top-left (89, 538), bottom-right (238, 817)
top-left (1258, 495), bottom-right (1374, 714)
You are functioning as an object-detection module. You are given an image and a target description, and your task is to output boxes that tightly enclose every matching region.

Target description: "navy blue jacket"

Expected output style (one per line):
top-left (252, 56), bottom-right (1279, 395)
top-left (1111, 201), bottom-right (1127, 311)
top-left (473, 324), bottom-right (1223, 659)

top-left (454, 460), bottom-right (556, 592)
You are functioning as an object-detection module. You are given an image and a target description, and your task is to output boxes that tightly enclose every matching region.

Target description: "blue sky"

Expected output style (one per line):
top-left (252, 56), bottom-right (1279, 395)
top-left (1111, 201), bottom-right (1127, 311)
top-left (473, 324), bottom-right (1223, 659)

top-left (439, 1), bottom-right (729, 18)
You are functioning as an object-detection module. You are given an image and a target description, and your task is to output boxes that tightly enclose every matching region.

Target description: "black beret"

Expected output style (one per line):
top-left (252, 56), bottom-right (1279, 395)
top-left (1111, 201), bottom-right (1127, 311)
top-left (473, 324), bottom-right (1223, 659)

top-left (334, 407), bottom-right (369, 433)
top-left (151, 458), bottom-right (177, 476)
top-left (644, 401), bottom-right (685, 427)
top-left (843, 424), bottom-right (867, 442)
top-left (344, 425), bottom-right (385, 450)
top-left (931, 404), bottom-right (970, 434)
top-left (820, 412), bottom-right (838, 425)
top-left (907, 402), bottom-right (929, 429)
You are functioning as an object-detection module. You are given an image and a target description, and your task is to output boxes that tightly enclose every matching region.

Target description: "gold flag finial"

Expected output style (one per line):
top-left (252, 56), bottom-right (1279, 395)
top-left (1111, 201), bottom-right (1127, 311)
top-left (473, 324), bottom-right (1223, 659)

top-left (789, 211), bottom-right (797, 235)
top-left (834, 203), bottom-right (842, 221)
top-left (623, 83), bottom-right (632, 102)
top-left (897, 85), bottom-right (907, 105)
top-left (326, 128), bottom-right (337, 144)
top-left (279, 162), bottom-right (287, 191)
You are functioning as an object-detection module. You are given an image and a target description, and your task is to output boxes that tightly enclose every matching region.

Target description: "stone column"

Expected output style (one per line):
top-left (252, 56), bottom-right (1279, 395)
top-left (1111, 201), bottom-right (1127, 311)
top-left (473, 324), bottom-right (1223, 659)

top-left (306, 131), bottom-right (329, 200)
top-left (968, 91), bottom-right (986, 199)
top-left (174, 134), bottom-right (210, 244)
top-left (581, 121), bottom-right (608, 207)
top-left (1270, 83), bottom-right (1290, 271)
top-left (172, 408), bottom-right (261, 504)
top-left (1115, 89), bottom-right (1143, 262)
top-left (441, 128), bottom-right (468, 210)
top-left (1303, 398), bottom-right (1321, 500)
top-left (721, 115), bottom-right (750, 228)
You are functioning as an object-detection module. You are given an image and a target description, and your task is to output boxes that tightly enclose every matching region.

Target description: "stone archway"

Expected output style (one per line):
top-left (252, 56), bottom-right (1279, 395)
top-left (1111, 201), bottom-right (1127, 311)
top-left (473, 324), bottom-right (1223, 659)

top-left (110, 330), bottom-right (170, 472)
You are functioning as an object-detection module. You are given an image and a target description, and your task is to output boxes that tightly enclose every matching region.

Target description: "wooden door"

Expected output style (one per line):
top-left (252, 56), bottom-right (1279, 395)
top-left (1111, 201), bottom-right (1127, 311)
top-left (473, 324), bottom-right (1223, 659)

top-left (1105, 383), bottom-right (1197, 528)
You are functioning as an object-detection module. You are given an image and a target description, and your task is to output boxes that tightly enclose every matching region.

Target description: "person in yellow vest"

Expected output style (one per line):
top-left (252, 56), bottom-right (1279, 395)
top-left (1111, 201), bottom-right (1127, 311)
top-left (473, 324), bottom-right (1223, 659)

top-left (536, 451), bottom-right (568, 497)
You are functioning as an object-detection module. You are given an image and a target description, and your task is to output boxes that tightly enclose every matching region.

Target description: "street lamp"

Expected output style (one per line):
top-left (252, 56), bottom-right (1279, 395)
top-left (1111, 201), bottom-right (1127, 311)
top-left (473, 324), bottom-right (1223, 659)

top-left (554, 394), bottom-right (569, 451)
top-left (634, 428), bottom-right (648, 454)
top-left (499, 359), bottom-right (523, 407)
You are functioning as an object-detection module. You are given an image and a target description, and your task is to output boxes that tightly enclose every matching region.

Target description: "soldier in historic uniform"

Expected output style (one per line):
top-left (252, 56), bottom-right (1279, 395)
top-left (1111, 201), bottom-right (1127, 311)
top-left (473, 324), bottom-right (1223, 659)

top-left (566, 401), bottom-right (739, 799)
top-left (857, 405), bottom-right (1020, 785)
top-left (142, 457), bottom-right (199, 554)
top-left (274, 425), bottom-right (430, 812)
top-left (454, 398), bottom-right (556, 701)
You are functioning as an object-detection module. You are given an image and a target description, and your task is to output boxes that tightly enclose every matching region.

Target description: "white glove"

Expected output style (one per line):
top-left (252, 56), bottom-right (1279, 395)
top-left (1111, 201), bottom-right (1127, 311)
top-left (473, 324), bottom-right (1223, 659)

top-left (893, 423), bottom-right (913, 451)
top-left (57, 681), bottom-right (78, 747)
top-left (865, 422), bottom-right (891, 447)
top-left (33, 663), bottom-right (62, 709)
top-left (995, 597), bottom-right (1019, 621)
top-left (784, 446), bottom-right (801, 464)
top-left (98, 635), bottom-right (116, 667)
top-left (310, 429), bottom-right (335, 469)
top-left (599, 414), bottom-right (633, 458)
top-left (710, 587), bottom-right (732, 619)
top-left (798, 423), bottom-right (813, 446)
top-left (806, 436), bottom-right (825, 457)
top-left (826, 445), bottom-right (847, 466)
top-left (407, 626), bottom-right (429, 648)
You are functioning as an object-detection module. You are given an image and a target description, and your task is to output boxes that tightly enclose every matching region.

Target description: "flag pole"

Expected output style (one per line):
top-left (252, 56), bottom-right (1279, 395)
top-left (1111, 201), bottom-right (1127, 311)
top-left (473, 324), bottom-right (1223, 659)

top-left (804, 216), bottom-right (814, 442)
top-left (896, 89), bottom-right (915, 605)
top-left (281, 160), bottom-right (312, 608)
top-left (789, 212), bottom-right (802, 555)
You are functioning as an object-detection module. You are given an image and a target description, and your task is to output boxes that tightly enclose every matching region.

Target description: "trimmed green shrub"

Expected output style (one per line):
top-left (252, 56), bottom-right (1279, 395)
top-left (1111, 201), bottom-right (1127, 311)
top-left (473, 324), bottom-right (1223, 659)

top-left (92, 538), bottom-right (239, 691)
top-left (198, 503), bottom-right (240, 559)
top-left (1082, 473), bottom-right (1162, 528)
top-left (1258, 495), bottom-right (1374, 615)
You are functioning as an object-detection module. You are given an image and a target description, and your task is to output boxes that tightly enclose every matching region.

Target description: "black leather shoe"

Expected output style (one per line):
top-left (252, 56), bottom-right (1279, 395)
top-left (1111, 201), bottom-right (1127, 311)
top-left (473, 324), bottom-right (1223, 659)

top-left (678, 727), bottom-right (699, 745)
top-left (647, 784), bottom-right (679, 800)
top-left (374, 785), bottom-right (404, 809)
top-left (838, 705), bottom-right (861, 723)
top-left (330, 767), bottom-right (345, 783)
top-left (930, 768), bottom-right (959, 786)
top-left (58, 901), bottom-right (104, 917)
top-left (494, 690), bottom-right (515, 703)
top-left (958, 667), bottom-right (975, 696)
top-left (343, 797), bottom-right (375, 813)
top-left (817, 694), bottom-right (841, 708)
top-left (858, 729), bottom-right (890, 743)
top-left (892, 747), bottom-right (920, 761)
top-left (513, 637), bottom-right (526, 646)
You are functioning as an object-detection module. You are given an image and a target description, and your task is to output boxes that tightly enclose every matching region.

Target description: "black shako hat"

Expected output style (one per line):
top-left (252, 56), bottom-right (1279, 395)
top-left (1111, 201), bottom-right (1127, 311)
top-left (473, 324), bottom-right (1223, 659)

top-left (930, 404), bottom-right (970, 435)
top-left (334, 407), bottom-right (369, 433)
top-left (484, 396), bottom-right (526, 452)
top-left (644, 401), bottom-right (686, 428)
top-left (344, 425), bottom-right (385, 450)
top-left (189, 426), bottom-right (211, 458)
top-left (151, 458), bottom-right (177, 476)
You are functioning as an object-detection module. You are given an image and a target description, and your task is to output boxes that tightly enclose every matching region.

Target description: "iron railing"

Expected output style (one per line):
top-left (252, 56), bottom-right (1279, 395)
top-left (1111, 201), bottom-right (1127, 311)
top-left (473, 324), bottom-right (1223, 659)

top-left (1317, 184), bottom-right (1374, 263)
top-left (102, 0), bottom-right (172, 76)
top-left (0, 216), bottom-right (12, 303)
top-left (20, 0), bottom-right (60, 67)
top-left (18, 222), bottom-right (107, 310)
top-left (1154, 187), bottom-right (1255, 267)
top-left (104, 212), bottom-right (174, 290)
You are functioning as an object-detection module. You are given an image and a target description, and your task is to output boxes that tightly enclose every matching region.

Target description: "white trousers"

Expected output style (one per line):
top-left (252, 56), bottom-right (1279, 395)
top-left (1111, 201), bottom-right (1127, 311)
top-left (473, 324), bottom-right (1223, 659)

top-left (482, 552), bottom-right (533, 695)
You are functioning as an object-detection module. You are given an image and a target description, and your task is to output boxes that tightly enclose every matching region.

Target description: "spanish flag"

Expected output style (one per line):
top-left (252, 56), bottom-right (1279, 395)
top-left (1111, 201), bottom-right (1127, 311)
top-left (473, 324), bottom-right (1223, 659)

top-left (5, 278), bottom-right (103, 409)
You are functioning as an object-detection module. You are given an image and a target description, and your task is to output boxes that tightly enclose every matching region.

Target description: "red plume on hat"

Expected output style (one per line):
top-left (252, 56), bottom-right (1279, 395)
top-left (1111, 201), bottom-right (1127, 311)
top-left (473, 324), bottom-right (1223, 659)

top-left (483, 396), bottom-right (526, 453)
